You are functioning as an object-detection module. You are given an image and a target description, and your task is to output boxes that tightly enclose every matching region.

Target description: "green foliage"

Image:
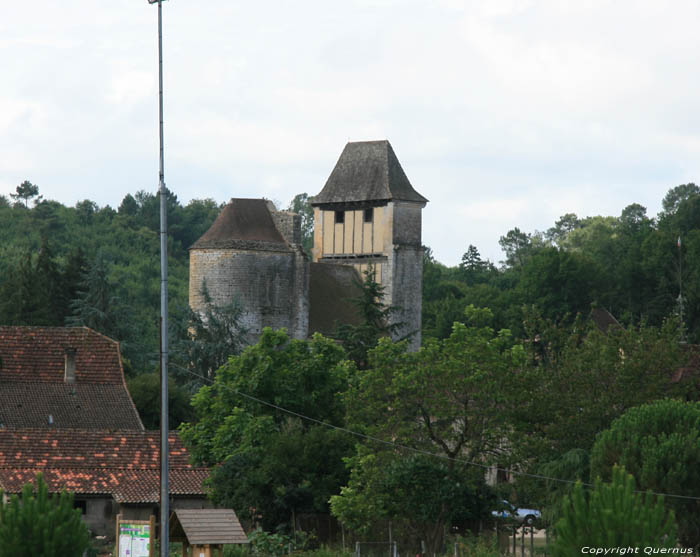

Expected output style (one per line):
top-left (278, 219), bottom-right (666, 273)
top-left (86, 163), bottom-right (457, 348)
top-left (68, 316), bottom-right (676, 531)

top-left (287, 193), bottom-right (314, 255)
top-left (0, 473), bottom-right (90, 557)
top-left (334, 267), bottom-right (400, 369)
top-left (334, 314), bottom-right (520, 553)
top-left (590, 399), bottom-right (700, 546)
top-left (552, 467), bottom-right (676, 554)
top-left (10, 180), bottom-right (41, 208)
top-left (518, 312), bottom-right (687, 458)
top-left (180, 329), bottom-right (354, 530)
top-left (331, 452), bottom-right (495, 553)
top-left (126, 372), bottom-right (194, 429)
top-left (170, 284), bottom-right (248, 390)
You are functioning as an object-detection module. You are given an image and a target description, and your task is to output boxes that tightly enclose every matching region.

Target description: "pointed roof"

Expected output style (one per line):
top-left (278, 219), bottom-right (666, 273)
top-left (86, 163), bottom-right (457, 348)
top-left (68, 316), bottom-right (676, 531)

top-left (190, 198), bottom-right (288, 250)
top-left (312, 140), bottom-right (428, 206)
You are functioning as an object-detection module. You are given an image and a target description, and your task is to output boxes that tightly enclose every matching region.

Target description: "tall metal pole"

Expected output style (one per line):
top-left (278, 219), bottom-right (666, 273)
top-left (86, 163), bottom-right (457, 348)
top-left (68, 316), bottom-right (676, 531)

top-left (151, 0), bottom-right (169, 554)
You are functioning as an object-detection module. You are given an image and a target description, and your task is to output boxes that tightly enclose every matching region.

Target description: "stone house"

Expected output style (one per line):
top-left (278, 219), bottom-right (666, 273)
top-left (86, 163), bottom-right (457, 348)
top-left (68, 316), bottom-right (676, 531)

top-left (189, 139), bottom-right (428, 349)
top-left (0, 326), bottom-right (209, 537)
top-left (0, 429), bottom-right (209, 537)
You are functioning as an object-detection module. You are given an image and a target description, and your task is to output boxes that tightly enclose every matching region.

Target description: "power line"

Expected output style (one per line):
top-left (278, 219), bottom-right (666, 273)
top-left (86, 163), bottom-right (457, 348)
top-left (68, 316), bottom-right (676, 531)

top-left (172, 363), bottom-right (700, 502)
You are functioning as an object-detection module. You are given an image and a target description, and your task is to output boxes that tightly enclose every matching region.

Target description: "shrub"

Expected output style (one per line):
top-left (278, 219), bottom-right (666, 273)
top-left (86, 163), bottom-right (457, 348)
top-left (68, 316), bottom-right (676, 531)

top-left (0, 473), bottom-right (90, 557)
top-left (552, 466), bottom-right (676, 555)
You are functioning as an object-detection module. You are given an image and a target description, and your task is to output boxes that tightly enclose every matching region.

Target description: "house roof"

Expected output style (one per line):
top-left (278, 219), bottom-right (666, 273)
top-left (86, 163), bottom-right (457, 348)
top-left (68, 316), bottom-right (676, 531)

top-left (0, 326), bottom-right (126, 385)
top-left (0, 326), bottom-right (143, 430)
top-left (312, 140), bottom-right (428, 207)
top-left (171, 509), bottom-right (248, 545)
top-left (0, 430), bottom-right (208, 503)
top-left (0, 383), bottom-right (145, 430)
top-left (190, 198), bottom-right (289, 251)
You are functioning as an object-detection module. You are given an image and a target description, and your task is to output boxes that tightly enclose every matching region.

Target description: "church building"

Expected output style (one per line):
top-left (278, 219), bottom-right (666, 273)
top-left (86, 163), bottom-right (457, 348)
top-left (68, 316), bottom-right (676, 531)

top-left (189, 140), bottom-right (427, 350)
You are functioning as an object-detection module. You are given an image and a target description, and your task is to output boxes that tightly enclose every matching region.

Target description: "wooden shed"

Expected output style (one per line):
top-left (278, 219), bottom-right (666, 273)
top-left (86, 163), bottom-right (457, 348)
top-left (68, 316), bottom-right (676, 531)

top-left (169, 509), bottom-right (248, 557)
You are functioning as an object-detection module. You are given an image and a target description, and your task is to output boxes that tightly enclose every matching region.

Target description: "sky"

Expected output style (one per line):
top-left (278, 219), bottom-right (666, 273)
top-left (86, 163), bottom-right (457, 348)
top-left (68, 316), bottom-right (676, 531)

top-left (3, 1), bottom-right (700, 266)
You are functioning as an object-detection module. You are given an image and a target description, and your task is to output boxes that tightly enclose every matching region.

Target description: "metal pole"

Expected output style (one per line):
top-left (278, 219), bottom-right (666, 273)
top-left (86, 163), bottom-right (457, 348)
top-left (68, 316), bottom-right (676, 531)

top-left (154, 1), bottom-right (169, 555)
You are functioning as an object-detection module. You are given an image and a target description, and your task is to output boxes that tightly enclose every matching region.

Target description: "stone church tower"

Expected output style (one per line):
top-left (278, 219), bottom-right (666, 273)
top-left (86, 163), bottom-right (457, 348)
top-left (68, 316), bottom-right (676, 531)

top-left (189, 140), bottom-right (427, 349)
top-left (311, 140), bottom-right (428, 349)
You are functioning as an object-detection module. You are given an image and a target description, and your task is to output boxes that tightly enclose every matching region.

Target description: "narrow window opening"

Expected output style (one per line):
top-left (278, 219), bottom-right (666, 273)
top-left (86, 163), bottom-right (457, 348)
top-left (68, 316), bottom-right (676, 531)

top-left (363, 208), bottom-right (373, 223)
top-left (74, 500), bottom-right (87, 515)
top-left (335, 211), bottom-right (345, 224)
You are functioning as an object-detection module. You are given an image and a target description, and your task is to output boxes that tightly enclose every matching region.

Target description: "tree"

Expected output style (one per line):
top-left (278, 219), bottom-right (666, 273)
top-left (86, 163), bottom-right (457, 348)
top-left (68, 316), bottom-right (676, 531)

top-left (334, 267), bottom-right (400, 369)
top-left (127, 373), bottom-right (194, 429)
top-left (333, 307), bottom-right (524, 552)
top-left (170, 284), bottom-right (248, 389)
top-left (498, 227), bottom-right (532, 267)
top-left (66, 250), bottom-right (128, 342)
top-left (331, 452), bottom-right (495, 553)
top-left (10, 180), bottom-right (41, 208)
top-left (661, 183), bottom-right (700, 217)
top-left (546, 213), bottom-right (581, 247)
top-left (0, 473), bottom-right (90, 557)
top-left (518, 313), bottom-right (688, 460)
top-left (552, 466), bottom-right (676, 555)
top-left (590, 399), bottom-right (700, 546)
top-left (459, 244), bottom-right (494, 285)
top-left (287, 193), bottom-right (314, 255)
top-left (517, 247), bottom-right (602, 321)
top-left (179, 329), bottom-right (354, 530)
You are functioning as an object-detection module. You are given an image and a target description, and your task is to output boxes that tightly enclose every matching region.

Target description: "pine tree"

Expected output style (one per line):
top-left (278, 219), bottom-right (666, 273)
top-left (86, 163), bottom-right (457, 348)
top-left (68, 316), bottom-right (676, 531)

top-left (334, 266), bottom-right (401, 369)
top-left (0, 473), bottom-right (90, 557)
top-left (552, 466), bottom-right (676, 554)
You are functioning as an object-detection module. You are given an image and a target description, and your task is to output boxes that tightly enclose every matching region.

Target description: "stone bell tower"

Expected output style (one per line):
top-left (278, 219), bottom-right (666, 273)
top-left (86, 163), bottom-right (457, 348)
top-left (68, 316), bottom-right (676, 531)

top-left (311, 140), bottom-right (428, 350)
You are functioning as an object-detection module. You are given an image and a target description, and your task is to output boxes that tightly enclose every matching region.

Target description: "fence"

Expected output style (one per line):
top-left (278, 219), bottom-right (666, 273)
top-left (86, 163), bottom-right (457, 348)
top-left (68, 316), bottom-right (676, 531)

top-left (355, 541), bottom-right (398, 556)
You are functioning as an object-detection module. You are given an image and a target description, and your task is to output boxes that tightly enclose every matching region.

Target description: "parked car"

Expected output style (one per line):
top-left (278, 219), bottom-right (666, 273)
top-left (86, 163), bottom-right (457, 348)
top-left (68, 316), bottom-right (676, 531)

top-left (491, 501), bottom-right (542, 526)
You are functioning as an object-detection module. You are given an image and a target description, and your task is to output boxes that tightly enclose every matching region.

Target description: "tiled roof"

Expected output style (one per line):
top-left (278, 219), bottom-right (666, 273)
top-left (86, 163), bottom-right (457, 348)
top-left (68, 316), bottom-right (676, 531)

top-left (0, 383), bottom-right (144, 430)
top-left (0, 430), bottom-right (208, 503)
top-left (0, 326), bottom-right (125, 385)
top-left (312, 140), bottom-right (428, 207)
top-left (190, 198), bottom-right (289, 250)
top-left (0, 326), bottom-right (143, 430)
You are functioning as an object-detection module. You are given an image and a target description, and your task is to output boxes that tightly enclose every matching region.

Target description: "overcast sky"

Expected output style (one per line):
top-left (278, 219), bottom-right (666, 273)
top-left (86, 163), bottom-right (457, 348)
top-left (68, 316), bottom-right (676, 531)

top-left (3, 1), bottom-right (700, 266)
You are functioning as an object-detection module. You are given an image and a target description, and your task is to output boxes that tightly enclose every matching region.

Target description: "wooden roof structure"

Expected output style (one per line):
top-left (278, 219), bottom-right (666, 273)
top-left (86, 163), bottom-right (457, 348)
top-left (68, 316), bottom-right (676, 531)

top-left (170, 509), bottom-right (248, 545)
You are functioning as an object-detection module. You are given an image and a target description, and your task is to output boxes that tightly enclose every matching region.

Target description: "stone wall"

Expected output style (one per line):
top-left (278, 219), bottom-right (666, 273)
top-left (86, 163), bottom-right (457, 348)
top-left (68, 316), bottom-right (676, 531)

top-left (389, 244), bottom-right (423, 351)
top-left (189, 247), bottom-right (309, 342)
top-left (271, 211), bottom-right (302, 246)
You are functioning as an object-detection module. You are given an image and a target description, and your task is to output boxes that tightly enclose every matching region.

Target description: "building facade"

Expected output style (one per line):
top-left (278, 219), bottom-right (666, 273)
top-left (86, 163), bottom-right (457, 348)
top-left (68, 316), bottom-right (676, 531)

top-left (189, 140), bottom-right (427, 348)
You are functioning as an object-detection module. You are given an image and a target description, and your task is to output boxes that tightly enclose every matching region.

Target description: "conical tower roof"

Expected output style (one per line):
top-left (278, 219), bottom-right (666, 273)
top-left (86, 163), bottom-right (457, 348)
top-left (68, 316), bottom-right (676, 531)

top-left (190, 198), bottom-right (287, 250)
top-left (312, 140), bottom-right (428, 206)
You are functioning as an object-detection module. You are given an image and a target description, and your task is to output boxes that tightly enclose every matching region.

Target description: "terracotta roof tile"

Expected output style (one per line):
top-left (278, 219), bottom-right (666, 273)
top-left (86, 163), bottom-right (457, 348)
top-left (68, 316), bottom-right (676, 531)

top-left (0, 327), bottom-right (143, 430)
top-left (0, 430), bottom-right (208, 503)
top-left (0, 326), bottom-right (124, 385)
top-left (0, 383), bottom-right (143, 429)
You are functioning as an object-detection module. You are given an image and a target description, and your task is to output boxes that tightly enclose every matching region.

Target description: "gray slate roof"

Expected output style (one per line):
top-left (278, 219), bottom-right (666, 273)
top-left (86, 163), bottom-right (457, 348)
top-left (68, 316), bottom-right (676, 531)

top-left (312, 140), bottom-right (428, 206)
top-left (190, 199), bottom-right (288, 250)
top-left (171, 509), bottom-right (248, 545)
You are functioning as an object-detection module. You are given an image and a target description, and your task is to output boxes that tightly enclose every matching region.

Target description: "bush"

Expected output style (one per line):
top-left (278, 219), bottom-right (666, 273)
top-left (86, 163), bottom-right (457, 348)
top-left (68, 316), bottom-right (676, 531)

top-left (590, 399), bottom-right (700, 546)
top-left (0, 473), bottom-right (90, 557)
top-left (552, 466), bottom-right (676, 555)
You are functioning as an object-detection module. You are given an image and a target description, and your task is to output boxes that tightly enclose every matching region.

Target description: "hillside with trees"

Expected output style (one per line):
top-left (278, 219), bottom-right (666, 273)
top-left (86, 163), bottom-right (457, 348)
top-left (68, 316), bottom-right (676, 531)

top-left (2, 180), bottom-right (700, 550)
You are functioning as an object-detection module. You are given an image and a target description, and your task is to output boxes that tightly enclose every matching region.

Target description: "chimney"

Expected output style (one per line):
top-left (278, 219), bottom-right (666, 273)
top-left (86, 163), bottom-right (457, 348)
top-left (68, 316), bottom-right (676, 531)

top-left (64, 348), bottom-right (77, 384)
